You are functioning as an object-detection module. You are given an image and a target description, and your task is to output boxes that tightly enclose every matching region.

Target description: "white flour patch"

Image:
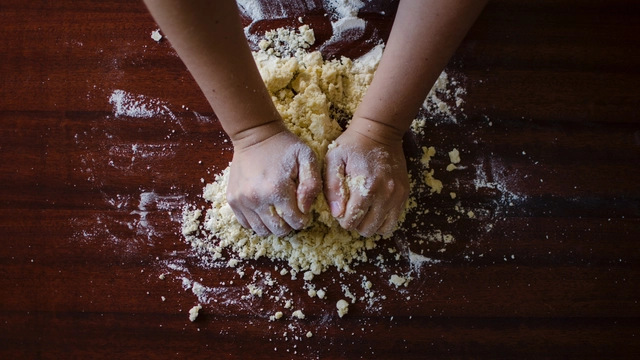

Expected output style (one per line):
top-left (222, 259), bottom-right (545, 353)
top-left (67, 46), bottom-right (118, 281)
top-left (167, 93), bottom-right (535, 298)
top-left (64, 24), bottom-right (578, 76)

top-left (320, 16), bottom-right (367, 51)
top-left (109, 89), bottom-right (166, 118)
top-left (71, 190), bottom-right (187, 253)
top-left (107, 90), bottom-right (185, 132)
top-left (324, 0), bottom-right (365, 19)
top-left (192, 111), bottom-right (214, 123)
top-left (106, 143), bottom-right (178, 171)
top-left (474, 157), bottom-right (527, 212)
top-left (408, 251), bottom-right (441, 269)
top-left (130, 192), bottom-right (186, 242)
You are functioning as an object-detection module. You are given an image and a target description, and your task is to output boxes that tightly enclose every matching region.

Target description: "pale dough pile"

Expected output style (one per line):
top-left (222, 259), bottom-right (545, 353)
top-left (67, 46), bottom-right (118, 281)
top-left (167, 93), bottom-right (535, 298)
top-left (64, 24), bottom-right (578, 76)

top-left (182, 26), bottom-right (389, 275)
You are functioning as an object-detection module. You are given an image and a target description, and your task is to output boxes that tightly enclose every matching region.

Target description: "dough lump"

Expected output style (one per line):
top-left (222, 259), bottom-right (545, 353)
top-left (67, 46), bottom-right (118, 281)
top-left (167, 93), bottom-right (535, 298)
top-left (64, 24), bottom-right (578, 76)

top-left (183, 26), bottom-right (389, 275)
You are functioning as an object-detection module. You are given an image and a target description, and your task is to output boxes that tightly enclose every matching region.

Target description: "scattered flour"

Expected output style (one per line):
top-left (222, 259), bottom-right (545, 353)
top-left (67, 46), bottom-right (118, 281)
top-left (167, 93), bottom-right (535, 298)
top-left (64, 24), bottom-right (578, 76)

top-left (109, 90), bottom-right (172, 119)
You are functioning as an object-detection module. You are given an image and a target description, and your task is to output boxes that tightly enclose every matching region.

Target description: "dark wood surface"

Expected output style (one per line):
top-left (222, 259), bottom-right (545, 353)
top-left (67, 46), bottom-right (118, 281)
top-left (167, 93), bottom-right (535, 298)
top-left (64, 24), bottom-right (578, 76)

top-left (1, 0), bottom-right (639, 358)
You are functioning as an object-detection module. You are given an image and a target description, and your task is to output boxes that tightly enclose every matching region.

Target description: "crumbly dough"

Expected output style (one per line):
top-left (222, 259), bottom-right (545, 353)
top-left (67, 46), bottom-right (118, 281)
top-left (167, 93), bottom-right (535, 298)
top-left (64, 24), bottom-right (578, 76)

top-left (423, 169), bottom-right (443, 194)
top-left (183, 26), bottom-right (388, 275)
top-left (420, 146), bottom-right (436, 168)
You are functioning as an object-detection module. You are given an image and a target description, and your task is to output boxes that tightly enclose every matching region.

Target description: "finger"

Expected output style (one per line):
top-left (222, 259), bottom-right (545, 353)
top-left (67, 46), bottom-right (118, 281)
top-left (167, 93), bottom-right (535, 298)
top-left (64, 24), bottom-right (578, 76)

top-left (233, 208), bottom-right (251, 230)
top-left (339, 200), bottom-right (370, 231)
top-left (296, 154), bottom-right (322, 214)
top-left (377, 207), bottom-right (401, 236)
top-left (356, 204), bottom-right (387, 238)
top-left (244, 210), bottom-right (271, 237)
top-left (227, 193), bottom-right (251, 230)
top-left (257, 205), bottom-right (292, 237)
top-left (339, 171), bottom-right (374, 230)
top-left (324, 148), bottom-right (347, 218)
top-left (273, 197), bottom-right (308, 231)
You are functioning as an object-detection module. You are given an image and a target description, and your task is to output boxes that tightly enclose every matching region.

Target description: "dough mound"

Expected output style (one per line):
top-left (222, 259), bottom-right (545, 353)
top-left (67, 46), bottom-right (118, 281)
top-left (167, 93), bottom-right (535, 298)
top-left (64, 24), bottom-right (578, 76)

top-left (183, 26), bottom-right (393, 274)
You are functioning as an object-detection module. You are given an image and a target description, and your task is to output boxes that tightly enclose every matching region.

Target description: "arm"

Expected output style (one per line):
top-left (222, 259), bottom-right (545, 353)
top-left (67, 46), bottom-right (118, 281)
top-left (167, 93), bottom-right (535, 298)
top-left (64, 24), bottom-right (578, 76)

top-left (144, 0), bottom-right (321, 236)
top-left (143, 0), bottom-right (283, 146)
top-left (325, 0), bottom-right (488, 236)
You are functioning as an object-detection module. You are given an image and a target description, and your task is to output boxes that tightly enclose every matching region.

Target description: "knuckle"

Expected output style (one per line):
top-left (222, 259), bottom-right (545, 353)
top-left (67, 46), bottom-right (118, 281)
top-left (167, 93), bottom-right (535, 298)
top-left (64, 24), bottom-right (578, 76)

top-left (385, 179), bottom-right (396, 193)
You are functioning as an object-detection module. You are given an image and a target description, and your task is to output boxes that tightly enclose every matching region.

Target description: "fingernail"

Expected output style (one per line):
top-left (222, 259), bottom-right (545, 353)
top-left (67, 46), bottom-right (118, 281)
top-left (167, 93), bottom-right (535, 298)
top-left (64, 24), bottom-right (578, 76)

top-left (330, 201), bottom-right (342, 217)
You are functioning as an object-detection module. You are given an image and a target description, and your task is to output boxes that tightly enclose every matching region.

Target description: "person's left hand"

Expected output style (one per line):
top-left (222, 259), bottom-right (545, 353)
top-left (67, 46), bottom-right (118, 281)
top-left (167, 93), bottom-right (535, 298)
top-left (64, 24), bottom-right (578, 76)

top-left (323, 118), bottom-right (409, 237)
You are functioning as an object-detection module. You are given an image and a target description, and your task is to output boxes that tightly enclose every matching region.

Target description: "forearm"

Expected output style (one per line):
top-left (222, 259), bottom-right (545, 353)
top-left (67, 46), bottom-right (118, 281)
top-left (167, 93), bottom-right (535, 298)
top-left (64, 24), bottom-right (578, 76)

top-left (143, 0), bottom-right (284, 146)
top-left (352, 0), bottom-right (488, 142)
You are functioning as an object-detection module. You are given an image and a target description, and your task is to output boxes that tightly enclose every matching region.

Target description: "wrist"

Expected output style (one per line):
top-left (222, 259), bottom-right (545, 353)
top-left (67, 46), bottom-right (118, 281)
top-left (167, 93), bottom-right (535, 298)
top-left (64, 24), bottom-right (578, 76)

top-left (347, 116), bottom-right (406, 146)
top-left (230, 119), bottom-right (289, 151)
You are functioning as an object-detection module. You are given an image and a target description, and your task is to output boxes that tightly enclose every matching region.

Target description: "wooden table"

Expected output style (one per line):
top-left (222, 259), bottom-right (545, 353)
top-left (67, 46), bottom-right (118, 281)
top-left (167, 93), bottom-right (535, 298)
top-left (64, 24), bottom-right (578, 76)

top-left (1, 0), bottom-right (639, 358)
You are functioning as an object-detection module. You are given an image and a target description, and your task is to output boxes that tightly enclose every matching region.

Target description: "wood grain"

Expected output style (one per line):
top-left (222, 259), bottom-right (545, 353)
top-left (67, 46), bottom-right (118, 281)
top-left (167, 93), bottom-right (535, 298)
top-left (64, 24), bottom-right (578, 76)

top-left (1, 0), bottom-right (639, 358)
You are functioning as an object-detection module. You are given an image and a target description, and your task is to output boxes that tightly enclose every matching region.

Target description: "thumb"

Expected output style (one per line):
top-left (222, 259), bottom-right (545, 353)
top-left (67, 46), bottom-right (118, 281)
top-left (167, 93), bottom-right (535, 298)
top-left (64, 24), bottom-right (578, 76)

top-left (296, 151), bottom-right (322, 214)
top-left (324, 148), bottom-right (347, 218)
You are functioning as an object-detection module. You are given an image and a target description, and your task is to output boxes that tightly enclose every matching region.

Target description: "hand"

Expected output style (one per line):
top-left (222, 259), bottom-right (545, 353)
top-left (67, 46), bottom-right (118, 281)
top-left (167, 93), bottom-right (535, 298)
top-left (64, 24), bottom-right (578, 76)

top-left (324, 118), bottom-right (409, 237)
top-left (227, 126), bottom-right (322, 237)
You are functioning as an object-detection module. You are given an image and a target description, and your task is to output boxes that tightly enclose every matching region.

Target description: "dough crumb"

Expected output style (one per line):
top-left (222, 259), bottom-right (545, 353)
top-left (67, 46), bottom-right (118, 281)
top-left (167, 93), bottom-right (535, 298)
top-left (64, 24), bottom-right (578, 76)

top-left (336, 299), bottom-right (349, 318)
top-left (151, 29), bottom-right (162, 42)
top-left (316, 289), bottom-right (326, 299)
top-left (389, 274), bottom-right (411, 287)
top-left (188, 304), bottom-right (202, 322)
top-left (420, 146), bottom-right (436, 168)
top-left (347, 175), bottom-right (369, 196)
top-left (227, 258), bottom-right (239, 267)
top-left (303, 271), bottom-right (314, 281)
top-left (423, 169), bottom-right (443, 194)
top-left (292, 310), bottom-right (305, 319)
top-left (306, 331), bottom-right (313, 338)
top-left (247, 284), bottom-right (263, 297)
top-left (448, 148), bottom-right (461, 164)
top-left (270, 311), bottom-right (284, 321)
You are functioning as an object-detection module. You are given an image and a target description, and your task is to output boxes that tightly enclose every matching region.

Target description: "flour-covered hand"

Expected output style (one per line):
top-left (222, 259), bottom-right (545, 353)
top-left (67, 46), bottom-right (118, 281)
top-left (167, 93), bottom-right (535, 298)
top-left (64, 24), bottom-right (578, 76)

top-left (324, 119), bottom-right (409, 237)
top-left (228, 128), bottom-right (321, 237)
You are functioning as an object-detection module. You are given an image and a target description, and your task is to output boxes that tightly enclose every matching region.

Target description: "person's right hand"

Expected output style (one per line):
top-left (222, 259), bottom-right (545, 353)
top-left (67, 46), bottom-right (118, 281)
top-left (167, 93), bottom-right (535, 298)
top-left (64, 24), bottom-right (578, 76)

top-left (227, 125), bottom-right (322, 237)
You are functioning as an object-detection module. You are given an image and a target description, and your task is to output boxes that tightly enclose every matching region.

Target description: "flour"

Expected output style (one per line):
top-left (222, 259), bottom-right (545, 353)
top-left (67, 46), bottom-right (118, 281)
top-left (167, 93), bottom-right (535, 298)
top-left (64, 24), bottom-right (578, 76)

top-left (411, 71), bottom-right (467, 132)
top-left (109, 90), bottom-right (171, 119)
